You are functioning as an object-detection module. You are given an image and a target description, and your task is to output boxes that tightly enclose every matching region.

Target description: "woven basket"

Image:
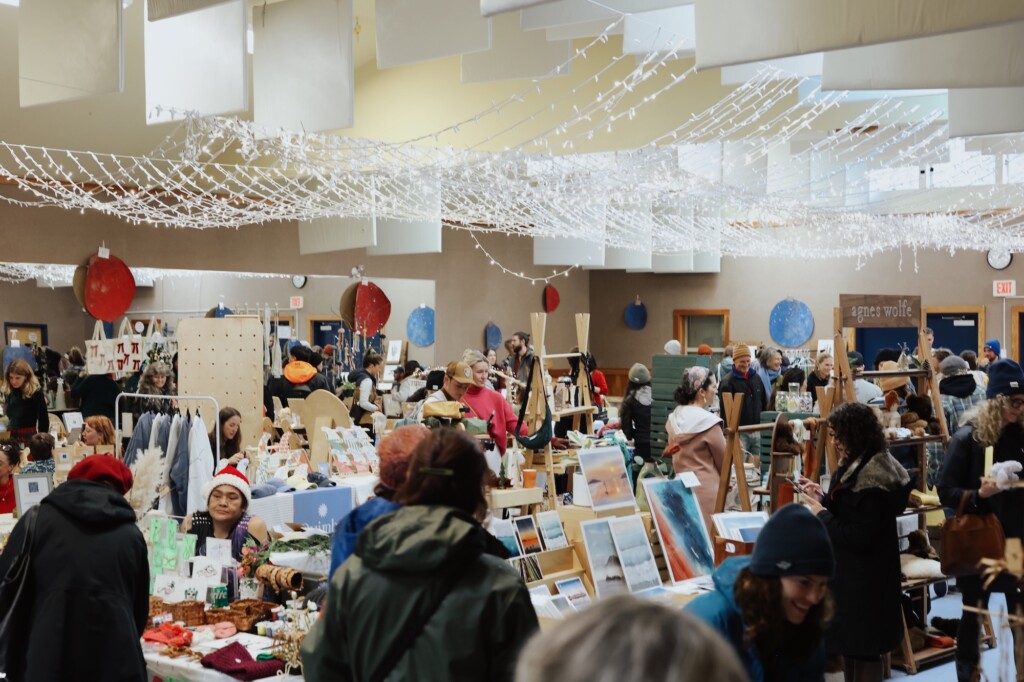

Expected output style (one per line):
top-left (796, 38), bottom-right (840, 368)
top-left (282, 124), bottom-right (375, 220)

top-left (169, 600), bottom-right (206, 627)
top-left (204, 601), bottom-right (274, 633)
top-left (147, 596), bottom-right (167, 628)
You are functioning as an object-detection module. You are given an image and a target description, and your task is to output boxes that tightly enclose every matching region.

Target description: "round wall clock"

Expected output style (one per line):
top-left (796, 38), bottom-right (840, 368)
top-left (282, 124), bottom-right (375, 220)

top-left (292, 275), bottom-right (308, 289)
top-left (987, 250), bottom-right (1013, 271)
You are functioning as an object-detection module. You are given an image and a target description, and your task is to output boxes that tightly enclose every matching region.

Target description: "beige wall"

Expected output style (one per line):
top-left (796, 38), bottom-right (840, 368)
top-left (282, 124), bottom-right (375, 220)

top-left (0, 199), bottom-right (590, 364)
top-left (589, 250), bottom-right (1020, 369)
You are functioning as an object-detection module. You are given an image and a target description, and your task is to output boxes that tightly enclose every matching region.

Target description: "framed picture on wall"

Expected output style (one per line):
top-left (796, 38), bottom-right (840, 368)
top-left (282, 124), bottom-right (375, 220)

top-left (386, 340), bottom-right (406, 364)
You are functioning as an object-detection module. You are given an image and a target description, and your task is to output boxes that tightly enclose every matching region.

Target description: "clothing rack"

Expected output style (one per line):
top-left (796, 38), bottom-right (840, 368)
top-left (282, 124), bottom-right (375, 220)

top-left (114, 392), bottom-right (221, 463)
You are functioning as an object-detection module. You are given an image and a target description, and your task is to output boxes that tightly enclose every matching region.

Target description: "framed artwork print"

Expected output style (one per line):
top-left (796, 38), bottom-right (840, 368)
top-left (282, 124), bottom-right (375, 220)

top-left (14, 472), bottom-right (53, 517)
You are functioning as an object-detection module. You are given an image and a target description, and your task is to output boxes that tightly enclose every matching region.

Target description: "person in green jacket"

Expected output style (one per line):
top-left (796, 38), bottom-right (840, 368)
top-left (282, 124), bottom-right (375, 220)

top-left (301, 428), bottom-right (539, 682)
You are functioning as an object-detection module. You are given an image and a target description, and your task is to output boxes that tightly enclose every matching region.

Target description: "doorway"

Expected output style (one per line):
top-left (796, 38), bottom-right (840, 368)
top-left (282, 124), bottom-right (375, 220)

top-left (854, 327), bottom-right (920, 368)
top-left (308, 317), bottom-right (343, 350)
top-left (923, 307), bottom-right (985, 356)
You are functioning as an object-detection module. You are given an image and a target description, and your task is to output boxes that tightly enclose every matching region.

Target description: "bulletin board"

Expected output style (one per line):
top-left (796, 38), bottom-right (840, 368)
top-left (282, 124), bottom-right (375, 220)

top-left (176, 318), bottom-right (263, 451)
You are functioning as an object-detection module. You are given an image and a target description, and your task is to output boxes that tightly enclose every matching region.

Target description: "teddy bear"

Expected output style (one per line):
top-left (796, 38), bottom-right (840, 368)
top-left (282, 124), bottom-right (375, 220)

top-left (901, 394), bottom-right (936, 437)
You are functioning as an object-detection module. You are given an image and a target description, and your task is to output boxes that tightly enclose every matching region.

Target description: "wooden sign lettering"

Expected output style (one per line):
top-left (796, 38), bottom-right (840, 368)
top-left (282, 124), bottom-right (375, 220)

top-left (839, 294), bottom-right (921, 328)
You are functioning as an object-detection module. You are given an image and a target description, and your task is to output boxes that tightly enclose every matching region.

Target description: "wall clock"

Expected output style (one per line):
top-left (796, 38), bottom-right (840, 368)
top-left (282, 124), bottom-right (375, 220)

top-left (292, 275), bottom-right (308, 289)
top-left (987, 251), bottom-right (1013, 271)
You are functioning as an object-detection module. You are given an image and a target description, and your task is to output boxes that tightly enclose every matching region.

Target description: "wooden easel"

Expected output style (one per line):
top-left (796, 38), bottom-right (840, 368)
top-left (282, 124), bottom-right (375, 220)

top-left (715, 393), bottom-right (753, 515)
top-left (523, 312), bottom-right (559, 511)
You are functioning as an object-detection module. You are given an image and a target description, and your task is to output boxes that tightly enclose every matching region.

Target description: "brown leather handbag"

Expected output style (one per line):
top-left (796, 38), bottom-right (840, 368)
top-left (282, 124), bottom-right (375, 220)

top-left (940, 491), bottom-right (1006, 576)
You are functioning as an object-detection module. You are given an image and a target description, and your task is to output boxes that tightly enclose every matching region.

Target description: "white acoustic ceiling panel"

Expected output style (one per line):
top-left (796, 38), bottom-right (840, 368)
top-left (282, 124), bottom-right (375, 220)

top-left (298, 216), bottom-right (377, 254)
top-left (147, 0), bottom-right (229, 21)
top-left (480, 0), bottom-right (556, 17)
top-left (462, 10), bottom-right (570, 82)
top-left (376, 0), bottom-right (491, 69)
top-left (949, 88), bottom-right (1024, 137)
top-left (145, 0), bottom-right (247, 123)
top-left (622, 5), bottom-right (694, 56)
top-left (367, 219), bottom-right (443, 255)
top-left (533, 235), bottom-right (605, 267)
top-left (545, 19), bottom-right (624, 41)
top-left (720, 54), bottom-right (823, 85)
top-left (522, 0), bottom-right (688, 31)
top-left (19, 0), bottom-right (123, 107)
top-left (822, 22), bottom-right (1024, 90)
top-left (695, 0), bottom-right (1024, 69)
top-left (254, 0), bottom-right (354, 133)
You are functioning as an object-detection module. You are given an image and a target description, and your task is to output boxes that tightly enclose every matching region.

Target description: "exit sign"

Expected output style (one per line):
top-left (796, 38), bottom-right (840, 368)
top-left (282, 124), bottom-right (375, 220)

top-left (289, 296), bottom-right (304, 309)
top-left (994, 280), bottom-right (1017, 297)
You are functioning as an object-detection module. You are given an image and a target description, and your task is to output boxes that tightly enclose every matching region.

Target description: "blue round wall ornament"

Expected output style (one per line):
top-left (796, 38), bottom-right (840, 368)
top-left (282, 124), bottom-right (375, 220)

top-left (407, 305), bottom-right (435, 347)
top-left (484, 322), bottom-right (502, 351)
top-left (624, 296), bottom-right (647, 330)
top-left (769, 298), bottom-right (814, 348)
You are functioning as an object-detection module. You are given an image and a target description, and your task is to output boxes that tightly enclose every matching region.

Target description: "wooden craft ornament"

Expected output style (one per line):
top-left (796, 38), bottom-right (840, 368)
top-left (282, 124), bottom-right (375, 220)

top-left (84, 252), bottom-right (137, 321)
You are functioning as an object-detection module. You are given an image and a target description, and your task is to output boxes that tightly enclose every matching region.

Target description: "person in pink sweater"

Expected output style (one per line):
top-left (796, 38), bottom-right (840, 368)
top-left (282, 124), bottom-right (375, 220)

top-left (463, 350), bottom-right (527, 455)
top-left (663, 366), bottom-right (726, 536)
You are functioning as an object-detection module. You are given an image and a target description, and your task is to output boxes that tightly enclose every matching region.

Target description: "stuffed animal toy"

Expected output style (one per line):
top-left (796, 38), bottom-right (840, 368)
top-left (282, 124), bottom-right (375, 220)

top-left (904, 394), bottom-right (940, 436)
top-left (905, 529), bottom-right (940, 561)
top-left (990, 461), bottom-right (1023, 490)
top-left (880, 391), bottom-right (902, 431)
top-left (772, 420), bottom-right (803, 457)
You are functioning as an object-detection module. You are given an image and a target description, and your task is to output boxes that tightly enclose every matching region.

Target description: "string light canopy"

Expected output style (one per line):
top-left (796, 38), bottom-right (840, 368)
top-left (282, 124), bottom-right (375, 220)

top-left (1, 18), bottom-right (1024, 261)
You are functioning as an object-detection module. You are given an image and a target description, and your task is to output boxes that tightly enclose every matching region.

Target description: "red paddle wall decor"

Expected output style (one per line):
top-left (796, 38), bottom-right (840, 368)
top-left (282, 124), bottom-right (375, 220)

top-left (84, 253), bottom-right (136, 321)
top-left (543, 284), bottom-right (560, 313)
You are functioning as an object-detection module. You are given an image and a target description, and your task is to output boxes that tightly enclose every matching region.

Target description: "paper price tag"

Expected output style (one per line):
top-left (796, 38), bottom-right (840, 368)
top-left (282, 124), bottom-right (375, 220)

top-left (678, 471), bottom-right (701, 488)
top-left (206, 538), bottom-right (233, 563)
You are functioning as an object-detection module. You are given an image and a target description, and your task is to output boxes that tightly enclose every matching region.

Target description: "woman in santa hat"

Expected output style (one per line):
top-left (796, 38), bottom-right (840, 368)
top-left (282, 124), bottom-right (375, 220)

top-left (184, 465), bottom-right (268, 563)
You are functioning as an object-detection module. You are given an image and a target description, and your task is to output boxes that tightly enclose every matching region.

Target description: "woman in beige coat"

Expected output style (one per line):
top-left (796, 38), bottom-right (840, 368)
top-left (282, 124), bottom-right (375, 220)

top-left (663, 366), bottom-right (726, 535)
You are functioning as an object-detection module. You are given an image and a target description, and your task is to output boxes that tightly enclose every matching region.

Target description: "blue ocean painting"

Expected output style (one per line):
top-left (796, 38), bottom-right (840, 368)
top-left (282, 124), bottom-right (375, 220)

top-left (643, 478), bottom-right (714, 582)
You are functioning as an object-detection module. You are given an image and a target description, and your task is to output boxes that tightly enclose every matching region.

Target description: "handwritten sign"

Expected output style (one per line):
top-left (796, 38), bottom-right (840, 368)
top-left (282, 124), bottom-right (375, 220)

top-left (839, 294), bottom-right (921, 328)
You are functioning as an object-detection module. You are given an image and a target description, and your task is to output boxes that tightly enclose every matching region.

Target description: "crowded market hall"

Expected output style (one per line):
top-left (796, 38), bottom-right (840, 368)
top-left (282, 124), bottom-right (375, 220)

top-left (2, 2), bottom-right (1024, 681)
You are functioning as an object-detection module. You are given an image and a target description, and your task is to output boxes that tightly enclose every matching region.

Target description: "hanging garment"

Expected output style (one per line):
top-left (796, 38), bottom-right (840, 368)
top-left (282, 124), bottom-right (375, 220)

top-left (170, 412), bottom-right (192, 517)
top-left (123, 413), bottom-right (156, 467)
top-left (157, 414), bottom-right (173, 459)
top-left (271, 333), bottom-right (283, 379)
top-left (264, 306), bottom-right (272, 369)
top-left (148, 414), bottom-right (166, 452)
top-left (186, 413), bottom-right (215, 515)
top-left (158, 414), bottom-right (183, 514)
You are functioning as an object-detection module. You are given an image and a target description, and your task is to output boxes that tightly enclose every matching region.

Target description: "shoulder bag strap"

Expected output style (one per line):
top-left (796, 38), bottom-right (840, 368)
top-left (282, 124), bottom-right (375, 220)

top-left (368, 556), bottom-right (477, 682)
top-left (957, 490), bottom-right (973, 516)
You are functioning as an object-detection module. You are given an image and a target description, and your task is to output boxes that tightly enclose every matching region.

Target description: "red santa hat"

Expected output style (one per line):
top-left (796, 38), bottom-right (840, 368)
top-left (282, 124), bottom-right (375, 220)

top-left (201, 465), bottom-right (252, 508)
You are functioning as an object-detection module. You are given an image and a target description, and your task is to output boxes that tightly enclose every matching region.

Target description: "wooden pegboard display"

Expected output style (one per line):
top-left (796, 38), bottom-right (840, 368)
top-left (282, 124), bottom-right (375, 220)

top-left (176, 318), bottom-right (264, 452)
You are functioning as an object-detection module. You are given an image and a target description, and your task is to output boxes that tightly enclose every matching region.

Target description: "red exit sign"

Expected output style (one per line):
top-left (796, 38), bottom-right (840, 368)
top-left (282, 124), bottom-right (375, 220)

top-left (994, 280), bottom-right (1017, 297)
top-left (289, 296), bottom-right (304, 309)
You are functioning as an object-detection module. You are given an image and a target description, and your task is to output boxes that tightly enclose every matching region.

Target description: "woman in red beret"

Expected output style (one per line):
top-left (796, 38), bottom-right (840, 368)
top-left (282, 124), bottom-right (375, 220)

top-left (0, 455), bottom-right (148, 681)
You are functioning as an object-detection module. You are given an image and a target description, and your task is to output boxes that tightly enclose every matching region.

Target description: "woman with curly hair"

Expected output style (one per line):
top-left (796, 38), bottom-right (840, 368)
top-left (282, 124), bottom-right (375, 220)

top-left (2, 358), bottom-right (48, 446)
top-left (687, 504), bottom-right (834, 682)
top-left (132, 361), bottom-right (175, 417)
top-left (801, 402), bottom-right (911, 682)
top-left (939, 359), bottom-right (1024, 682)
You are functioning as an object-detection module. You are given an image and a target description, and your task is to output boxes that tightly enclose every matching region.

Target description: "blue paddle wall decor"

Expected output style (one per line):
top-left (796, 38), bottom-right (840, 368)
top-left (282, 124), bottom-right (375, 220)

top-left (624, 296), bottom-right (648, 330)
top-left (407, 305), bottom-right (436, 347)
top-left (769, 298), bottom-right (814, 348)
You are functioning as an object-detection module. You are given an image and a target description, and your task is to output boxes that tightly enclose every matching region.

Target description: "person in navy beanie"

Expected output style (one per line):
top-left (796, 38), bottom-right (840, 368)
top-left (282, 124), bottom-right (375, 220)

top-left (982, 339), bottom-right (1002, 372)
top-left (687, 504), bottom-right (835, 682)
top-left (940, 358), bottom-right (1024, 681)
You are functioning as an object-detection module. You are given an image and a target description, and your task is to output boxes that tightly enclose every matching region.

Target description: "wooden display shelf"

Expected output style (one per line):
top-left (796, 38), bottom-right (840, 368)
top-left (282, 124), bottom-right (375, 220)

top-left (489, 486), bottom-right (544, 513)
top-left (888, 435), bottom-right (945, 447)
top-left (890, 645), bottom-right (956, 673)
top-left (899, 504), bottom-right (943, 517)
top-left (860, 369), bottom-right (931, 379)
top-left (553, 405), bottom-right (597, 419)
top-left (526, 544), bottom-right (596, 597)
top-left (900, 575), bottom-right (949, 591)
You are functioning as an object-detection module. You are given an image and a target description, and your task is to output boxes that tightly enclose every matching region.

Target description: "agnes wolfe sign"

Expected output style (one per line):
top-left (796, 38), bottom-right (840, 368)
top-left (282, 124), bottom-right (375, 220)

top-left (840, 294), bottom-right (921, 328)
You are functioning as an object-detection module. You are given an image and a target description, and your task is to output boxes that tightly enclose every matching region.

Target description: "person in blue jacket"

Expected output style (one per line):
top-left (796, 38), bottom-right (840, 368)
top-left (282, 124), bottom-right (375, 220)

top-left (687, 504), bottom-right (835, 682)
top-left (328, 424), bottom-right (429, 578)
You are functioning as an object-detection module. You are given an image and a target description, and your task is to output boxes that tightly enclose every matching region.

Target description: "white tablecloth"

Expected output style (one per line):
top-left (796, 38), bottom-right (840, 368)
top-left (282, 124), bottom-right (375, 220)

top-left (144, 633), bottom-right (303, 682)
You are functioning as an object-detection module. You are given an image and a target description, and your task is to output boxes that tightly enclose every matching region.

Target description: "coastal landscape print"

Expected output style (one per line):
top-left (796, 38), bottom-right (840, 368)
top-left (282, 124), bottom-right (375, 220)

top-left (643, 478), bottom-right (714, 582)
